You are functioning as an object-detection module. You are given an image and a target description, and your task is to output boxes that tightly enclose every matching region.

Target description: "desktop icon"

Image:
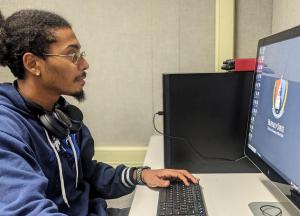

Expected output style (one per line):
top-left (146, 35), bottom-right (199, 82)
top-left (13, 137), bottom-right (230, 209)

top-left (272, 78), bottom-right (288, 119)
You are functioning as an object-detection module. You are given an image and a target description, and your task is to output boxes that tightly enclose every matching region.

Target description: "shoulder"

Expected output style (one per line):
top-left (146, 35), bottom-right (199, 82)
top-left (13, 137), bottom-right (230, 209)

top-left (0, 104), bottom-right (35, 143)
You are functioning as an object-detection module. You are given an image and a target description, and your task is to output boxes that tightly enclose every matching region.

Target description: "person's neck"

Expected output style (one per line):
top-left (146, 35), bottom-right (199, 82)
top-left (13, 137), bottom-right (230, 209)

top-left (17, 79), bottom-right (59, 111)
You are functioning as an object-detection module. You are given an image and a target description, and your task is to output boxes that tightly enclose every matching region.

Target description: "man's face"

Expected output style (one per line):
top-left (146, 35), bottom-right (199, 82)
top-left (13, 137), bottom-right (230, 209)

top-left (40, 27), bottom-right (89, 101)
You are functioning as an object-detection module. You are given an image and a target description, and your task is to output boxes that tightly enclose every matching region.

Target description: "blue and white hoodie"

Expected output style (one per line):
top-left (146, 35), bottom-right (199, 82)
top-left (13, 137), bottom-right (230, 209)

top-left (0, 83), bottom-right (136, 216)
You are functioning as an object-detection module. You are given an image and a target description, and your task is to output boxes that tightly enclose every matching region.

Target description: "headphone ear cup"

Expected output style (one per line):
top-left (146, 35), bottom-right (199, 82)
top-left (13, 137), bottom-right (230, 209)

top-left (54, 109), bottom-right (72, 129)
top-left (39, 111), bottom-right (70, 139)
top-left (61, 105), bottom-right (83, 131)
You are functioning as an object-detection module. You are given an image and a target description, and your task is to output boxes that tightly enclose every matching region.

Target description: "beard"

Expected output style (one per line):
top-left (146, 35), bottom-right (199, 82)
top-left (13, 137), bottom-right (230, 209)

top-left (71, 90), bottom-right (86, 102)
top-left (72, 71), bottom-right (87, 102)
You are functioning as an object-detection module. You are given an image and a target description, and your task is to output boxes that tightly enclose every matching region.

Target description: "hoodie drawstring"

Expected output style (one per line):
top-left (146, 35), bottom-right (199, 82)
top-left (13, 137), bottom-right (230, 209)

top-left (67, 135), bottom-right (79, 188)
top-left (44, 129), bottom-right (70, 208)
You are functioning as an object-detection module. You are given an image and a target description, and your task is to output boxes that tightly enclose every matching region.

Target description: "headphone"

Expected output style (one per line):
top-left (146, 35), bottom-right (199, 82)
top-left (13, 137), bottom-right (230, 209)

top-left (14, 81), bottom-right (83, 139)
top-left (24, 97), bottom-right (83, 139)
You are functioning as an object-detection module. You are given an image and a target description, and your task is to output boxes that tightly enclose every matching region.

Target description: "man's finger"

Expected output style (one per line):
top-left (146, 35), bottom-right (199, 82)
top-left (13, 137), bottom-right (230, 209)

top-left (156, 178), bottom-right (170, 187)
top-left (178, 170), bottom-right (199, 184)
top-left (163, 170), bottom-right (190, 186)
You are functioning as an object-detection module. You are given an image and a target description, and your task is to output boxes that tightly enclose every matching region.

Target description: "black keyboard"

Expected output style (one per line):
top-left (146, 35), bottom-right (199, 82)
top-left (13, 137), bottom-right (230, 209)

top-left (157, 181), bottom-right (207, 216)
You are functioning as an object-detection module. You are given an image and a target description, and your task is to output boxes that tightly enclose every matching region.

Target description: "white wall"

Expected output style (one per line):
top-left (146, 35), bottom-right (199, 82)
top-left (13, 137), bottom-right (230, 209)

top-left (235, 0), bottom-right (300, 58)
top-left (235, 0), bottom-right (300, 57)
top-left (0, 0), bottom-right (215, 148)
top-left (235, 0), bottom-right (273, 58)
top-left (272, 0), bottom-right (300, 33)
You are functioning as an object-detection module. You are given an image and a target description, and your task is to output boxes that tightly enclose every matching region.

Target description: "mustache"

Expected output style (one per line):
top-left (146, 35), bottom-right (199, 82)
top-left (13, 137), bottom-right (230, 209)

top-left (74, 71), bottom-right (87, 82)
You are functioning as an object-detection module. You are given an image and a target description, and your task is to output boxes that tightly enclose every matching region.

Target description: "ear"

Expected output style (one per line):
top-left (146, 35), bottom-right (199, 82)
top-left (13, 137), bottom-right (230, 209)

top-left (22, 52), bottom-right (42, 77)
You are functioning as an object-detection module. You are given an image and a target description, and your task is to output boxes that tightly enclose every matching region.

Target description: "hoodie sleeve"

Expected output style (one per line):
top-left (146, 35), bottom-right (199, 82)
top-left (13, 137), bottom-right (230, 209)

top-left (79, 125), bottom-right (136, 199)
top-left (0, 130), bottom-right (67, 216)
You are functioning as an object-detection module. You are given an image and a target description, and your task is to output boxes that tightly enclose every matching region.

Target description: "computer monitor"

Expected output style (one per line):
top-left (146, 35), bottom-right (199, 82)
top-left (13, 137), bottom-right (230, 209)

top-left (163, 72), bottom-right (257, 173)
top-left (245, 25), bottom-right (300, 209)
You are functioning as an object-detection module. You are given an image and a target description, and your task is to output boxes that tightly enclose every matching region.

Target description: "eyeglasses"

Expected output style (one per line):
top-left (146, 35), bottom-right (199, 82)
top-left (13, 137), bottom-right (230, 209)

top-left (43, 51), bottom-right (86, 64)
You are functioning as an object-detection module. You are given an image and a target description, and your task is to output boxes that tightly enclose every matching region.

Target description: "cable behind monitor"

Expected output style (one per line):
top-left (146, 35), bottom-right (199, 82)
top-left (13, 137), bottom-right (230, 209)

top-left (153, 111), bottom-right (246, 162)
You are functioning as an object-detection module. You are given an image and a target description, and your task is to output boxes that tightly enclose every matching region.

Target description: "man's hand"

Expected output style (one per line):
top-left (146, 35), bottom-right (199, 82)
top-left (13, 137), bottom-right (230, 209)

top-left (141, 169), bottom-right (199, 188)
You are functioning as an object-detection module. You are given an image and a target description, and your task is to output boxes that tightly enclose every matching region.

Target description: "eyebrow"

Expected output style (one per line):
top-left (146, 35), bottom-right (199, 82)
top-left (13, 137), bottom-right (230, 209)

top-left (65, 44), bottom-right (81, 51)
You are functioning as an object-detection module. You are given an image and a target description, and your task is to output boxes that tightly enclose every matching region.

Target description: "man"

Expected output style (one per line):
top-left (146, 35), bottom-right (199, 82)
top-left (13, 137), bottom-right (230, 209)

top-left (0, 10), bottom-right (198, 215)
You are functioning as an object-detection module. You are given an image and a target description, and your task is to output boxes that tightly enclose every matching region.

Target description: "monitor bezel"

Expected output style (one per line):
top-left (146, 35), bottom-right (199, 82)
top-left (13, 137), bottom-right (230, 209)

top-left (245, 25), bottom-right (300, 209)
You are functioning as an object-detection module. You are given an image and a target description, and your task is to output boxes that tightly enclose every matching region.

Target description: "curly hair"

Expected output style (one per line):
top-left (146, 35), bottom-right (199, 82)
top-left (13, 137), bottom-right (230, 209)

top-left (0, 9), bottom-right (71, 79)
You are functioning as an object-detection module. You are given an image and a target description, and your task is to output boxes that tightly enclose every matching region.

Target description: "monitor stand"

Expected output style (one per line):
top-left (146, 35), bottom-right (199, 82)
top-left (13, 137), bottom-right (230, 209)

top-left (248, 202), bottom-right (300, 216)
top-left (290, 189), bottom-right (300, 209)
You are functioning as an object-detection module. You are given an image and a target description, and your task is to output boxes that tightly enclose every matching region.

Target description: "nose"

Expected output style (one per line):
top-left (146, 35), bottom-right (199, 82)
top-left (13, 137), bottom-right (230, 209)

top-left (78, 57), bottom-right (89, 71)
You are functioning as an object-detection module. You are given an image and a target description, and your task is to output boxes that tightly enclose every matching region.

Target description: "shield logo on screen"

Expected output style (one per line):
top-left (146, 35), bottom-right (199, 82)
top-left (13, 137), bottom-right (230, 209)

top-left (272, 78), bottom-right (288, 119)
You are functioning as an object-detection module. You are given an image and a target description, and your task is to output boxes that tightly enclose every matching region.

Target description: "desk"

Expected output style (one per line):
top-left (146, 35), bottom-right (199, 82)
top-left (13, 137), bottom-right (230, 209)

top-left (129, 136), bottom-right (300, 216)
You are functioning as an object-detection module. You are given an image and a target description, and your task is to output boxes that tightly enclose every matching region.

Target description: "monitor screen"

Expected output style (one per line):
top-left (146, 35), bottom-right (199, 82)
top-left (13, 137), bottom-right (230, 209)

top-left (246, 26), bottom-right (300, 208)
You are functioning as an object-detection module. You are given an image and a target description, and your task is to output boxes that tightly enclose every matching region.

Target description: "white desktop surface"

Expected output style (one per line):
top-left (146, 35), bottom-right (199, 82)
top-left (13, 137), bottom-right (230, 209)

top-left (129, 136), bottom-right (299, 216)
